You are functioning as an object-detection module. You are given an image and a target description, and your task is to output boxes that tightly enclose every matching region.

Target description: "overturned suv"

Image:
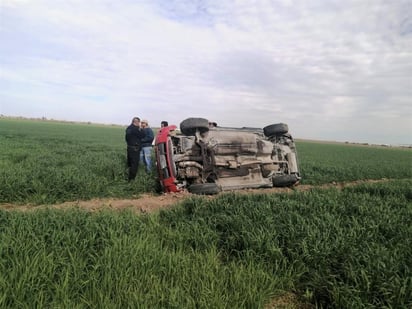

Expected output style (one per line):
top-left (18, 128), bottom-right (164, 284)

top-left (155, 117), bottom-right (301, 194)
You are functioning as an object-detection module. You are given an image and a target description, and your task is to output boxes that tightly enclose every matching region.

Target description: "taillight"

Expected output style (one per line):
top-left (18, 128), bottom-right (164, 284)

top-left (157, 143), bottom-right (170, 179)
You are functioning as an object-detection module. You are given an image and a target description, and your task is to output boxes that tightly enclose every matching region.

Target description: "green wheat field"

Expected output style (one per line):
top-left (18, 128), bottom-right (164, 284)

top-left (1, 118), bottom-right (411, 308)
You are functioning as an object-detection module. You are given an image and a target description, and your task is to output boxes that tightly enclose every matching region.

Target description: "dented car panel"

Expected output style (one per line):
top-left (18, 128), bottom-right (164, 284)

top-left (155, 118), bottom-right (301, 194)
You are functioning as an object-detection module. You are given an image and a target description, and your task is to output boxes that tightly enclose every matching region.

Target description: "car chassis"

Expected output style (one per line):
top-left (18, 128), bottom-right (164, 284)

top-left (155, 117), bottom-right (301, 194)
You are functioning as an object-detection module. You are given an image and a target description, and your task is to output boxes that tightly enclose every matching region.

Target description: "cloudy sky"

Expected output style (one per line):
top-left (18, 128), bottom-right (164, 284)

top-left (1, 0), bottom-right (411, 145)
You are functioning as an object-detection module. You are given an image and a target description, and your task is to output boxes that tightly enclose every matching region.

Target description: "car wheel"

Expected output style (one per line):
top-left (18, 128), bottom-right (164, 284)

top-left (180, 118), bottom-right (209, 136)
top-left (263, 123), bottom-right (289, 137)
top-left (273, 174), bottom-right (299, 187)
top-left (188, 183), bottom-right (221, 195)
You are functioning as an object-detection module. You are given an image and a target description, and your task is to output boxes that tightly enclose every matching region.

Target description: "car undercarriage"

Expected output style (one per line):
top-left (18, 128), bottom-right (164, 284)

top-left (155, 118), bottom-right (301, 194)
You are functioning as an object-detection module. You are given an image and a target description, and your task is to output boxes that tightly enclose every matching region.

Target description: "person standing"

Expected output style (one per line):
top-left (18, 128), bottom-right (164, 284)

top-left (140, 119), bottom-right (154, 173)
top-left (125, 117), bottom-right (145, 181)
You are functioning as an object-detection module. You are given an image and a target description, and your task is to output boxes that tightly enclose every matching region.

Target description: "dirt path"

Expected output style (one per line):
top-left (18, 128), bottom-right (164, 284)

top-left (0, 179), bottom-right (390, 213)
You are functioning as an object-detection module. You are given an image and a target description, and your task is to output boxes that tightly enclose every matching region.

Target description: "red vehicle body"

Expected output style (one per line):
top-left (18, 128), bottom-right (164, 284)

top-left (154, 125), bottom-right (180, 193)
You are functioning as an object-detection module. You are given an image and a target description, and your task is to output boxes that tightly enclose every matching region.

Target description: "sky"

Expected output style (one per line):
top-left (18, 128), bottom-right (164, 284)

top-left (0, 0), bottom-right (411, 145)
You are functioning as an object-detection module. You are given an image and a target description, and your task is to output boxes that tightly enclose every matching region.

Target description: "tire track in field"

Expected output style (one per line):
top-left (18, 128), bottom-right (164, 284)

top-left (0, 178), bottom-right (393, 213)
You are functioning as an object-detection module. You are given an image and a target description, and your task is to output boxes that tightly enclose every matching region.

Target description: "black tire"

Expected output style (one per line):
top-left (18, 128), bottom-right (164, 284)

top-left (273, 174), bottom-right (299, 187)
top-left (263, 123), bottom-right (288, 137)
top-left (188, 183), bottom-right (221, 195)
top-left (180, 118), bottom-right (209, 136)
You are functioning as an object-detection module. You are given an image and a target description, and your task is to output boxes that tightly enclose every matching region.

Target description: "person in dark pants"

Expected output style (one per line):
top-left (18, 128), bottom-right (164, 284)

top-left (125, 117), bottom-right (145, 181)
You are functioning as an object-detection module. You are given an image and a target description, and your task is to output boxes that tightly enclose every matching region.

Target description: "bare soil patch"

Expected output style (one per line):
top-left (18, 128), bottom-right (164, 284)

top-left (0, 179), bottom-right (389, 213)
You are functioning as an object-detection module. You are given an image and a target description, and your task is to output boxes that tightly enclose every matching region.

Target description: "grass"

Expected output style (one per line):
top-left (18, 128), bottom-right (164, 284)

top-left (1, 179), bottom-right (411, 308)
top-left (1, 118), bottom-right (411, 205)
top-left (0, 119), bottom-right (158, 204)
top-left (297, 141), bottom-right (412, 184)
top-left (1, 118), bottom-right (411, 308)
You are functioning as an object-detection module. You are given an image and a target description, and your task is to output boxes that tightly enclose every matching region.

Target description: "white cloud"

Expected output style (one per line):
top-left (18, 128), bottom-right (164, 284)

top-left (0, 0), bottom-right (411, 144)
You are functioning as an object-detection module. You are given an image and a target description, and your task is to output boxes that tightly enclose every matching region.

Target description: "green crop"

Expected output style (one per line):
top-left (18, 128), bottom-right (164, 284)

top-left (1, 119), bottom-right (412, 308)
top-left (297, 141), bottom-right (412, 184)
top-left (2, 119), bottom-right (411, 205)
top-left (1, 180), bottom-right (411, 308)
top-left (0, 119), bottom-right (158, 204)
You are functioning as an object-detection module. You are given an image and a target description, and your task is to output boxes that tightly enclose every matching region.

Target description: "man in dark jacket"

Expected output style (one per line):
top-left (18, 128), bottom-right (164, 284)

top-left (125, 117), bottom-right (145, 181)
top-left (140, 119), bottom-right (154, 173)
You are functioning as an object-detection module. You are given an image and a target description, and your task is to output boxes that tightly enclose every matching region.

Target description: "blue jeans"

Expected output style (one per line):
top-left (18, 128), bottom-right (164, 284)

top-left (140, 146), bottom-right (152, 173)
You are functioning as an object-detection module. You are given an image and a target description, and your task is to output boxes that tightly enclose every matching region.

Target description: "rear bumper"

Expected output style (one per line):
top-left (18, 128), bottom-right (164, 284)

top-left (154, 125), bottom-right (180, 193)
